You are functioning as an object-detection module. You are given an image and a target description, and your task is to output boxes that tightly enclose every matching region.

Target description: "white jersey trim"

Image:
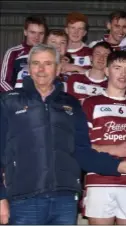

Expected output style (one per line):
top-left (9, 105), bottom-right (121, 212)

top-left (91, 138), bottom-right (102, 142)
top-left (92, 126), bottom-right (102, 130)
top-left (67, 42), bottom-right (87, 53)
top-left (85, 184), bottom-right (126, 187)
top-left (1, 44), bottom-right (23, 91)
top-left (85, 70), bottom-right (107, 83)
top-left (16, 54), bottom-right (28, 60)
top-left (93, 104), bottom-right (126, 119)
top-left (88, 122), bottom-right (93, 128)
top-left (103, 91), bottom-right (126, 100)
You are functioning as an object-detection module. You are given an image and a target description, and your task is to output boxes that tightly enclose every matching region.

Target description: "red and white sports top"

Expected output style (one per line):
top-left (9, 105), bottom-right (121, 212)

top-left (82, 92), bottom-right (126, 186)
top-left (64, 70), bottom-right (107, 105)
top-left (67, 43), bottom-right (92, 69)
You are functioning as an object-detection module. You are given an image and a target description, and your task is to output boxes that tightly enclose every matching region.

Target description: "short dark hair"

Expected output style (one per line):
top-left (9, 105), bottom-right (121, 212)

top-left (107, 51), bottom-right (126, 66)
top-left (92, 41), bottom-right (113, 53)
top-left (24, 15), bottom-right (48, 36)
top-left (47, 29), bottom-right (68, 42)
top-left (108, 10), bottom-right (126, 23)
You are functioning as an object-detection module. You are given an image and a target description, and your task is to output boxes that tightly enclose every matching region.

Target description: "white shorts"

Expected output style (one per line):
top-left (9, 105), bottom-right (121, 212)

top-left (84, 187), bottom-right (126, 219)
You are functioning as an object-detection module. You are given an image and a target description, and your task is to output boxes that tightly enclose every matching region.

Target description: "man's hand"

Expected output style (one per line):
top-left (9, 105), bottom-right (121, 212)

top-left (110, 142), bottom-right (126, 157)
top-left (118, 161), bottom-right (126, 174)
top-left (93, 142), bottom-right (126, 157)
top-left (0, 199), bottom-right (10, 224)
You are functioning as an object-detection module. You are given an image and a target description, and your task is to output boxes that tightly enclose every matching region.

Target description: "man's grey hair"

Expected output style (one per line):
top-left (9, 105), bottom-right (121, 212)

top-left (28, 44), bottom-right (60, 64)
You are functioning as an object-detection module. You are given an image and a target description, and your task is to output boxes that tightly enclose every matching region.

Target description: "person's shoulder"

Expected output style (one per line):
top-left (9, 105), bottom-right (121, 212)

top-left (60, 90), bottom-right (77, 100)
top-left (67, 72), bottom-right (85, 81)
top-left (0, 88), bottom-right (23, 102)
top-left (88, 39), bottom-right (102, 48)
top-left (119, 37), bottom-right (126, 47)
top-left (79, 43), bottom-right (92, 54)
top-left (84, 93), bottom-right (104, 104)
top-left (4, 43), bottom-right (23, 55)
top-left (60, 91), bottom-right (81, 105)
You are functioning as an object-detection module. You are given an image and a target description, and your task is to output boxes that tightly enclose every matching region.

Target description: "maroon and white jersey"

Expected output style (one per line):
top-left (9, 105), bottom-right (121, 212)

top-left (67, 43), bottom-right (92, 69)
top-left (89, 34), bottom-right (122, 51)
top-left (82, 92), bottom-right (126, 187)
top-left (0, 42), bottom-right (31, 92)
top-left (64, 70), bottom-right (107, 105)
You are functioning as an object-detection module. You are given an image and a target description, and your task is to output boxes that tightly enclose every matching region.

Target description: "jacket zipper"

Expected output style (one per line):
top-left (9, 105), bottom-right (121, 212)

top-left (44, 101), bottom-right (55, 190)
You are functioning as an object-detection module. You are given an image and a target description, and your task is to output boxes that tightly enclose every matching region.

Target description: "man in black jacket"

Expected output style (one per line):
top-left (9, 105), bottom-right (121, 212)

top-left (1, 44), bottom-right (126, 225)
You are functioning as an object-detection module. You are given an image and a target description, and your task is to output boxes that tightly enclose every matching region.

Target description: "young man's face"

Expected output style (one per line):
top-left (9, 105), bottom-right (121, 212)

top-left (24, 23), bottom-right (45, 46)
top-left (47, 34), bottom-right (68, 57)
top-left (29, 50), bottom-right (57, 88)
top-left (65, 21), bottom-right (87, 43)
top-left (105, 59), bottom-right (126, 90)
top-left (92, 46), bottom-right (111, 71)
top-left (107, 18), bottom-right (126, 44)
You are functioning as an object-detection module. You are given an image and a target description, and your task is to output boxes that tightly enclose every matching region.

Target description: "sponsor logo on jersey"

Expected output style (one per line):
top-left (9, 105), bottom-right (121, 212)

top-left (103, 121), bottom-right (126, 142)
top-left (105, 121), bottom-right (126, 133)
top-left (21, 70), bottom-right (29, 78)
top-left (8, 92), bottom-right (19, 96)
top-left (77, 84), bottom-right (86, 90)
top-left (74, 82), bottom-right (86, 94)
top-left (104, 133), bottom-right (126, 142)
top-left (63, 105), bottom-right (73, 115)
top-left (79, 57), bottom-right (85, 65)
top-left (93, 105), bottom-right (126, 119)
top-left (72, 55), bottom-right (91, 66)
top-left (100, 107), bottom-right (112, 112)
top-left (15, 106), bottom-right (28, 114)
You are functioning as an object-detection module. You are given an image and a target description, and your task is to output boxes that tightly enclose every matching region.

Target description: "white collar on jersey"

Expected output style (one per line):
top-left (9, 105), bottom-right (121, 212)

top-left (67, 42), bottom-right (87, 53)
top-left (85, 69), bottom-right (107, 83)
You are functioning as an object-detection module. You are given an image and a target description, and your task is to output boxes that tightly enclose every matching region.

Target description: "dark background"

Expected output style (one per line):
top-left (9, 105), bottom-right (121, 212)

top-left (0, 0), bottom-right (126, 61)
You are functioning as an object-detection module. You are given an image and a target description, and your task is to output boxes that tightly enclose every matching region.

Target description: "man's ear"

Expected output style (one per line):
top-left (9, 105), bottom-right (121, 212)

top-left (24, 29), bottom-right (27, 37)
top-left (106, 22), bottom-right (111, 31)
top-left (104, 67), bottom-right (109, 78)
top-left (65, 27), bottom-right (68, 34)
top-left (89, 55), bottom-right (92, 65)
top-left (83, 30), bottom-right (87, 37)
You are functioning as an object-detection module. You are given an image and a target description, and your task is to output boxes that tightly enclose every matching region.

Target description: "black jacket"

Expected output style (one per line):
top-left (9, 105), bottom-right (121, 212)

top-left (0, 77), bottom-right (121, 200)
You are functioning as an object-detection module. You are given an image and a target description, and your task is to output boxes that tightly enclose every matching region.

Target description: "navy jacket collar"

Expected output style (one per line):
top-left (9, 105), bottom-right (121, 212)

top-left (23, 76), bottom-right (63, 100)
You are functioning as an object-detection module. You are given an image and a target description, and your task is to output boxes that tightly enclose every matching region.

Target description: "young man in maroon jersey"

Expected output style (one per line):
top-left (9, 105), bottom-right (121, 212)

top-left (0, 15), bottom-right (48, 92)
top-left (65, 12), bottom-right (92, 69)
top-left (89, 10), bottom-right (126, 51)
top-left (82, 51), bottom-right (126, 225)
top-left (64, 41), bottom-right (113, 105)
top-left (46, 29), bottom-right (86, 78)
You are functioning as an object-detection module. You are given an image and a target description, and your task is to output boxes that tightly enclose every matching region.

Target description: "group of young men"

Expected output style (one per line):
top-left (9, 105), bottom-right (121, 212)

top-left (0, 9), bottom-right (126, 225)
top-left (1, 10), bottom-right (126, 91)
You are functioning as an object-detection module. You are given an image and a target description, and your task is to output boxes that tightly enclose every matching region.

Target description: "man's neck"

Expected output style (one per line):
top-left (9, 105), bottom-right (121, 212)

top-left (106, 86), bottom-right (126, 99)
top-left (67, 41), bottom-right (83, 50)
top-left (89, 68), bottom-right (106, 80)
top-left (35, 84), bottom-right (54, 100)
top-left (107, 34), bottom-right (120, 45)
